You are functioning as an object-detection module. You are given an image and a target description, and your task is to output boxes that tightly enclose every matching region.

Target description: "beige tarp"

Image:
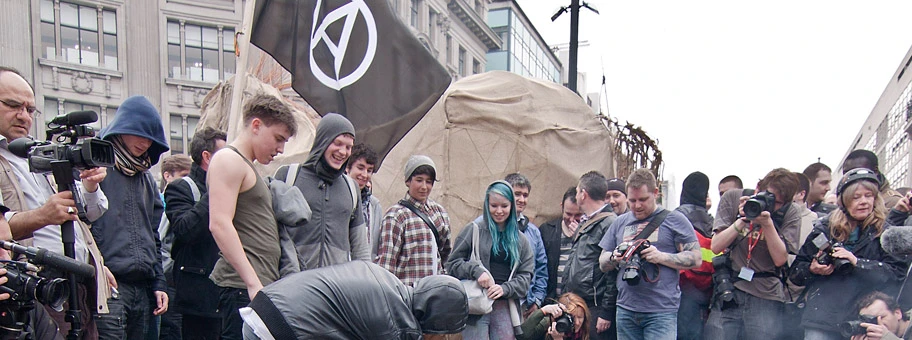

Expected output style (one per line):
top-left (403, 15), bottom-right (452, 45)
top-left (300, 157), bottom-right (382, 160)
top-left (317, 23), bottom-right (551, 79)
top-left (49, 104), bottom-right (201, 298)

top-left (372, 71), bottom-right (615, 237)
top-left (196, 73), bottom-right (320, 175)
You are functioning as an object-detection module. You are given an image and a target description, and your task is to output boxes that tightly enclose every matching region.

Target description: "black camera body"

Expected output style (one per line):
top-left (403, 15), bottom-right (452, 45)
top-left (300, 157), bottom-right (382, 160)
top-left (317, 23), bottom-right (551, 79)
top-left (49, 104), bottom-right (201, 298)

top-left (838, 314), bottom-right (878, 338)
top-left (554, 312), bottom-right (574, 335)
top-left (711, 253), bottom-right (735, 307)
top-left (811, 234), bottom-right (854, 275)
top-left (0, 261), bottom-right (69, 310)
top-left (25, 139), bottom-right (115, 174)
top-left (616, 239), bottom-right (651, 286)
top-left (743, 191), bottom-right (776, 220)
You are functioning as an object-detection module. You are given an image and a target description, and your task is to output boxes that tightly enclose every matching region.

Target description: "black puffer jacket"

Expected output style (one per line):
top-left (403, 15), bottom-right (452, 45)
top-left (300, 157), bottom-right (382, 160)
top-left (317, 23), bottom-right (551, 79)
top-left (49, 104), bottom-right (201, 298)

top-left (789, 217), bottom-right (907, 333)
top-left (164, 163), bottom-right (219, 317)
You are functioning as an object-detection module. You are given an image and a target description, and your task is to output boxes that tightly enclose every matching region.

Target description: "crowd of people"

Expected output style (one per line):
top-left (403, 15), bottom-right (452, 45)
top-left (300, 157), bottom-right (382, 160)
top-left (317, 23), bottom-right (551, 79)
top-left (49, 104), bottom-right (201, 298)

top-left (3, 62), bottom-right (912, 340)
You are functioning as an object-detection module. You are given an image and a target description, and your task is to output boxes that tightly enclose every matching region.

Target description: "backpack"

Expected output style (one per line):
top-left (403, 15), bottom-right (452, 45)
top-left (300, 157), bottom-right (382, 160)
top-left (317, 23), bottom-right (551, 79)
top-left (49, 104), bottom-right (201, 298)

top-left (278, 163), bottom-right (359, 218)
top-left (159, 177), bottom-right (201, 279)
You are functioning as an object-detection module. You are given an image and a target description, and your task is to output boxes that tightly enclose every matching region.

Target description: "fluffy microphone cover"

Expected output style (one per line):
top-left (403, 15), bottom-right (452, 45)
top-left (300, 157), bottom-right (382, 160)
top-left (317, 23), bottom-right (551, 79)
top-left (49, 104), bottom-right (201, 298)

top-left (881, 226), bottom-right (912, 255)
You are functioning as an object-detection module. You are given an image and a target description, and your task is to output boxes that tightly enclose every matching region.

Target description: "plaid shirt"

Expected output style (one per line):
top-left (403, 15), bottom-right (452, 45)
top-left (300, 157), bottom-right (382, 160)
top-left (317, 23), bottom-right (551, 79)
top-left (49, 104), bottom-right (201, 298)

top-left (375, 195), bottom-right (451, 287)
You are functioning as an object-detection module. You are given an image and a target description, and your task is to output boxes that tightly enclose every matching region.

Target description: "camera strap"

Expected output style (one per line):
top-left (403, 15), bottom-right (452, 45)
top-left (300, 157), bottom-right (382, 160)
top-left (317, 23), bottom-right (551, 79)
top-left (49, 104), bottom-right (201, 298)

top-left (398, 199), bottom-right (445, 260)
top-left (632, 210), bottom-right (670, 241)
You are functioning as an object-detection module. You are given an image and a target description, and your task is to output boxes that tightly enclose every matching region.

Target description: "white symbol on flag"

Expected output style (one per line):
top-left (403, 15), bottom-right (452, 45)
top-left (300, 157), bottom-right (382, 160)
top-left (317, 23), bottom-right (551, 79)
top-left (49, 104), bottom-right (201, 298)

top-left (310, 0), bottom-right (377, 90)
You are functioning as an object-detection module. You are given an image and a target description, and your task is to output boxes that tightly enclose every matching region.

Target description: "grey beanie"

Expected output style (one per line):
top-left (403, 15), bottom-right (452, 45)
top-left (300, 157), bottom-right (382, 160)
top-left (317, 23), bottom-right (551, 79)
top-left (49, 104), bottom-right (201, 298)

top-left (403, 155), bottom-right (437, 182)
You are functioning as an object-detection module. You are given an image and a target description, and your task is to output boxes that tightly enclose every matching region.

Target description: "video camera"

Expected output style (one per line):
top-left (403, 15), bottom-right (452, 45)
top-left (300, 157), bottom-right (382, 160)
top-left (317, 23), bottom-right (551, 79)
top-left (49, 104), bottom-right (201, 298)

top-left (811, 233), bottom-right (854, 275)
top-left (0, 240), bottom-right (95, 340)
top-left (616, 239), bottom-right (651, 285)
top-left (743, 191), bottom-right (776, 221)
top-left (838, 314), bottom-right (878, 338)
top-left (8, 110), bottom-right (115, 174)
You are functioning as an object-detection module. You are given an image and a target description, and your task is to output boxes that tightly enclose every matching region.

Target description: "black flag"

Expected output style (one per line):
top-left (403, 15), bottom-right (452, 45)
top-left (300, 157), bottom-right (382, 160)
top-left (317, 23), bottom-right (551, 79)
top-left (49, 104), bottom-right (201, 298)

top-left (250, 0), bottom-right (451, 165)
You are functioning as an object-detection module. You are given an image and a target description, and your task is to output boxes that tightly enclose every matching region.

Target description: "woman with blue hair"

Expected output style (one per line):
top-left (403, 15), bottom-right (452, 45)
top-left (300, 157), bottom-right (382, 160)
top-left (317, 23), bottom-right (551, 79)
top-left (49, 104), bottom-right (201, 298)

top-left (447, 180), bottom-right (535, 339)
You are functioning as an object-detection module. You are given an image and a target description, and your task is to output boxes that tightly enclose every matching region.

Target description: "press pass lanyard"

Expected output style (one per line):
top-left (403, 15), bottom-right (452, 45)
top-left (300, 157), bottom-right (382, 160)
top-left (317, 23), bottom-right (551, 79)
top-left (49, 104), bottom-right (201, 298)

top-left (745, 222), bottom-right (763, 269)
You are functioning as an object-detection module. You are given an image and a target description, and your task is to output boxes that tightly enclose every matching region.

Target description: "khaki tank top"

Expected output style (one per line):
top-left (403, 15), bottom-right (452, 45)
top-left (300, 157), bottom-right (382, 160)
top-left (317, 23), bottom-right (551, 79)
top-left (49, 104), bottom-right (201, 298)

top-left (209, 146), bottom-right (280, 289)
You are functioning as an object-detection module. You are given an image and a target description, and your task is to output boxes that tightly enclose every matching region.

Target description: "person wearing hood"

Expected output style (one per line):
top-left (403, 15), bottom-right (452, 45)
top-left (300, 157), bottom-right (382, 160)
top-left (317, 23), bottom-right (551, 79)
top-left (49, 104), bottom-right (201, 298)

top-left (674, 171), bottom-right (716, 340)
top-left (274, 113), bottom-right (370, 270)
top-left (93, 95), bottom-right (171, 340)
top-left (239, 261), bottom-right (468, 339)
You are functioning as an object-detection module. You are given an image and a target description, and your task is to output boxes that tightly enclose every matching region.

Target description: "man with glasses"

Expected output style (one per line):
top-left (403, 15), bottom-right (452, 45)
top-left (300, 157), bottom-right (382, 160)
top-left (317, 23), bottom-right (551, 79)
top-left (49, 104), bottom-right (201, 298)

top-left (0, 66), bottom-right (113, 339)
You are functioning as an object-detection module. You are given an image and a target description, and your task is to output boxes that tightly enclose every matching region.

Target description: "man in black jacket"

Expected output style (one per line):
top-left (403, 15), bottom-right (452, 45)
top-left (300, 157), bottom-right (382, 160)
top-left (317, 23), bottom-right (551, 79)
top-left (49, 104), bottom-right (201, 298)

top-left (540, 187), bottom-right (583, 300)
top-left (164, 127), bottom-right (226, 340)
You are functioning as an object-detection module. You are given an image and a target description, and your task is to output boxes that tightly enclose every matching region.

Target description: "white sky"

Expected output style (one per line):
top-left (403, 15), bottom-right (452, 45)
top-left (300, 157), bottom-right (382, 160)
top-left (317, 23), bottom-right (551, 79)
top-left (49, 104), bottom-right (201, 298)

top-left (515, 0), bottom-right (912, 211)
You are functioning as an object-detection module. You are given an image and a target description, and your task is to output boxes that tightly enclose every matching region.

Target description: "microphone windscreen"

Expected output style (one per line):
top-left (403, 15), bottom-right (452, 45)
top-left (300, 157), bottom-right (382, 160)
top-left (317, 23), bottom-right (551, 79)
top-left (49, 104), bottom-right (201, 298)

top-left (8, 138), bottom-right (35, 158)
top-left (50, 110), bottom-right (97, 126)
top-left (881, 226), bottom-right (912, 255)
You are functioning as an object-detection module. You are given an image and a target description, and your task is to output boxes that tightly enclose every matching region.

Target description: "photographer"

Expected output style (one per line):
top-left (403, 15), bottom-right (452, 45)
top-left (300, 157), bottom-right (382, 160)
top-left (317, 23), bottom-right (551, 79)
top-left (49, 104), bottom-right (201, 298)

top-left (850, 291), bottom-right (911, 340)
top-left (517, 292), bottom-right (590, 340)
top-left (0, 66), bottom-right (113, 339)
top-left (704, 168), bottom-right (801, 340)
top-left (789, 168), bottom-right (906, 340)
top-left (598, 169), bottom-right (700, 340)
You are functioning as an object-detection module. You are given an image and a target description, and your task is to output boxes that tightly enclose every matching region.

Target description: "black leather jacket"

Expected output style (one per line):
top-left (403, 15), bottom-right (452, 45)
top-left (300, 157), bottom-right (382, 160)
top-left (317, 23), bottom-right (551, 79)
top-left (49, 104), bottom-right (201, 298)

top-left (164, 163), bottom-right (219, 317)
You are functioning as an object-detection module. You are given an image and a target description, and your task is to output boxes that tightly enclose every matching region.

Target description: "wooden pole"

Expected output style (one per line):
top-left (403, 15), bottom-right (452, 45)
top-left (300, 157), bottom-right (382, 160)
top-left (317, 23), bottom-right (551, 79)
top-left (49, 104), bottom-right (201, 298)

top-left (226, 0), bottom-right (258, 142)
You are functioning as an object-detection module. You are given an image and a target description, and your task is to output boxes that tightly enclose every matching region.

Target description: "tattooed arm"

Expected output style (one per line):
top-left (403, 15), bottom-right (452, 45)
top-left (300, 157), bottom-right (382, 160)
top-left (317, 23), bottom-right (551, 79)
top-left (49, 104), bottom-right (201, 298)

top-left (640, 241), bottom-right (702, 270)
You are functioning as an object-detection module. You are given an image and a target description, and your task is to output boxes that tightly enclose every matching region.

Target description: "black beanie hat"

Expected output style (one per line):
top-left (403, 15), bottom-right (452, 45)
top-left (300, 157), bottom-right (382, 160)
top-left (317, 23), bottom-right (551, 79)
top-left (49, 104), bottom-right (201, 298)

top-left (606, 178), bottom-right (626, 196)
top-left (681, 172), bottom-right (710, 206)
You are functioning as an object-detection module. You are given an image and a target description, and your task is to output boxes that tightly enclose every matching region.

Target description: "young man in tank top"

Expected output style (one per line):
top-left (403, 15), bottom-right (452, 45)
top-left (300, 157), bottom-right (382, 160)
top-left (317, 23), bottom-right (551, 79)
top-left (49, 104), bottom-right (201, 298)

top-left (207, 94), bottom-right (297, 340)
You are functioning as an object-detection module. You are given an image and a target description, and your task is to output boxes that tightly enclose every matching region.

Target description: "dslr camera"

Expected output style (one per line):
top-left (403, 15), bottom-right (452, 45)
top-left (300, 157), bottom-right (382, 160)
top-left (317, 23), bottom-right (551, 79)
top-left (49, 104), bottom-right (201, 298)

top-left (553, 312), bottom-right (574, 335)
top-left (811, 234), bottom-right (854, 275)
top-left (711, 253), bottom-right (736, 309)
top-left (838, 314), bottom-right (879, 338)
top-left (615, 239), bottom-right (651, 285)
top-left (743, 191), bottom-right (776, 221)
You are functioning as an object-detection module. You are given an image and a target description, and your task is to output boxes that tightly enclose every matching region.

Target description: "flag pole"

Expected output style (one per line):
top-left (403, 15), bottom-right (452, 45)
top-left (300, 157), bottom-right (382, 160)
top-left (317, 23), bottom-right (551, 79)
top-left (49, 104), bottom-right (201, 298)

top-left (226, 0), bottom-right (257, 142)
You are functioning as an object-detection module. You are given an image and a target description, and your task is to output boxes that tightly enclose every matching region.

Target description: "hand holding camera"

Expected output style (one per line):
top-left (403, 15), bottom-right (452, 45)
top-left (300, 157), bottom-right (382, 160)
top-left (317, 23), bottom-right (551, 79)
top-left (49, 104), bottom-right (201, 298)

top-left (614, 240), bottom-right (652, 285)
top-left (843, 314), bottom-right (882, 339)
top-left (810, 233), bottom-right (856, 276)
top-left (543, 303), bottom-right (575, 337)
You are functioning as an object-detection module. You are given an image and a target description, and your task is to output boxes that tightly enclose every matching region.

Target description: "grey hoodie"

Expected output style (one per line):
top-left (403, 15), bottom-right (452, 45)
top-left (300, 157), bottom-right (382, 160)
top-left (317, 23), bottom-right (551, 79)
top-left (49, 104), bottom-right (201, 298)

top-left (274, 113), bottom-right (369, 269)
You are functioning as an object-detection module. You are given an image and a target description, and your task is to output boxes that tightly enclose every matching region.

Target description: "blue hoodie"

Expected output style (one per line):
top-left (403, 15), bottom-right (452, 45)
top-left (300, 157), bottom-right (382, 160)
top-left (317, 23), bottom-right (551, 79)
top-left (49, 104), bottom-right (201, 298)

top-left (92, 96), bottom-right (169, 291)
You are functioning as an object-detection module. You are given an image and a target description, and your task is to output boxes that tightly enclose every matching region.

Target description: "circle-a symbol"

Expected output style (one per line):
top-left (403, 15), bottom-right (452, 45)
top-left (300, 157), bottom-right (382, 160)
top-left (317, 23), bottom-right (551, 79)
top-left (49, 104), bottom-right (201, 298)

top-left (310, 0), bottom-right (377, 90)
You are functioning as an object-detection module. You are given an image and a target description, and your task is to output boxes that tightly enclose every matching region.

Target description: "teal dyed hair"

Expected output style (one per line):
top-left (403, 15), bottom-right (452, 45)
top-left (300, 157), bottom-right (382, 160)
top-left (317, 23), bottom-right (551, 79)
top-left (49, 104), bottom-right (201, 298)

top-left (483, 181), bottom-right (520, 267)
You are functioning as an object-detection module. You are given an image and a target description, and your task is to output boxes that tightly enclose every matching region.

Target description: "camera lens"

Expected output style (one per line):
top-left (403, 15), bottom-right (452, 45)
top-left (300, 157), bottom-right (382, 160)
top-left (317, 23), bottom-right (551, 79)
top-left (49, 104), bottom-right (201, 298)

top-left (743, 200), bottom-right (764, 220)
top-left (35, 277), bottom-right (69, 310)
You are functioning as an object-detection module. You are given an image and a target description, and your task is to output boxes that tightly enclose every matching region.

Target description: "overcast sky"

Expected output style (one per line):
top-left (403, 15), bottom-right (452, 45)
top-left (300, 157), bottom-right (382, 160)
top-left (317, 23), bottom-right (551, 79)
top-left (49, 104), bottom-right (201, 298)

top-left (515, 0), bottom-right (912, 211)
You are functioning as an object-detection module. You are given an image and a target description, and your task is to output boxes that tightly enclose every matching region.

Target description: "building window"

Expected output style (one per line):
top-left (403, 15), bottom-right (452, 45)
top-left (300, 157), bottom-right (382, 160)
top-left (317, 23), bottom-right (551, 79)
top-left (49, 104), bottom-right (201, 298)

top-left (44, 98), bottom-right (114, 133)
top-left (473, 59), bottom-right (481, 74)
top-left (168, 20), bottom-right (236, 83)
top-left (445, 35), bottom-right (452, 65)
top-left (458, 46), bottom-right (466, 76)
top-left (169, 114), bottom-right (200, 154)
top-left (410, 0), bottom-right (419, 27)
top-left (475, 0), bottom-right (483, 15)
top-left (40, 0), bottom-right (118, 70)
top-left (427, 9), bottom-right (436, 44)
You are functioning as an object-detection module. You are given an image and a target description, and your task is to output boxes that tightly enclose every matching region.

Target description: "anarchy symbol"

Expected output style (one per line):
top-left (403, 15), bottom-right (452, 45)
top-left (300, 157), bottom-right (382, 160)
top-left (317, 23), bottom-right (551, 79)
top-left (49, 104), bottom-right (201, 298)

top-left (310, 0), bottom-right (378, 90)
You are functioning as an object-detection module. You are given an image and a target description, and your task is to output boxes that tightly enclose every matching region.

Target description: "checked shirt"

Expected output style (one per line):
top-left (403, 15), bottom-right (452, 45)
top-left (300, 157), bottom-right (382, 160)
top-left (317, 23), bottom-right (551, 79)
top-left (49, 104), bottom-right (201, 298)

top-left (375, 195), bottom-right (452, 287)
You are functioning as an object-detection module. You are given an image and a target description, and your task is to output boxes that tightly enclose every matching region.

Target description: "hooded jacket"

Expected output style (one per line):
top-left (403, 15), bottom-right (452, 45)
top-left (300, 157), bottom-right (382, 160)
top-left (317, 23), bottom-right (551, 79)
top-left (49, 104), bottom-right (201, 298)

top-left (243, 261), bottom-right (468, 339)
top-left (789, 217), bottom-right (906, 333)
top-left (274, 113), bottom-right (369, 269)
top-left (93, 95), bottom-right (169, 291)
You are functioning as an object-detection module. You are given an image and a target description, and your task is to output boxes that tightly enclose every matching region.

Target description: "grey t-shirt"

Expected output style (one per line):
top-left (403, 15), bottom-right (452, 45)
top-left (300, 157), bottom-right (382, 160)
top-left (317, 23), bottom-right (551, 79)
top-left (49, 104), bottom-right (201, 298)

top-left (599, 207), bottom-right (697, 313)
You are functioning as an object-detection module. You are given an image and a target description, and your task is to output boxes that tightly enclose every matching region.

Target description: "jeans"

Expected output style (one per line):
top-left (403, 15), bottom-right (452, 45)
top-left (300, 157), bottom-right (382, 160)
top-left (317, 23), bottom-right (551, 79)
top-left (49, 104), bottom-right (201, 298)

top-left (803, 328), bottom-right (842, 340)
top-left (676, 288), bottom-right (708, 340)
top-left (159, 286), bottom-right (182, 340)
top-left (615, 306), bottom-right (677, 340)
top-left (462, 299), bottom-right (515, 340)
top-left (705, 289), bottom-right (783, 340)
top-left (96, 281), bottom-right (157, 340)
top-left (182, 314), bottom-right (221, 340)
top-left (219, 287), bottom-right (251, 340)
